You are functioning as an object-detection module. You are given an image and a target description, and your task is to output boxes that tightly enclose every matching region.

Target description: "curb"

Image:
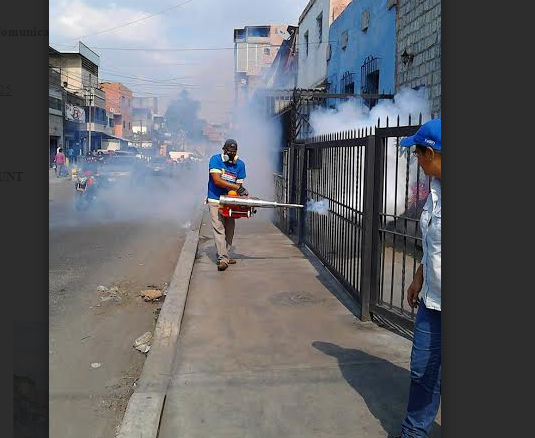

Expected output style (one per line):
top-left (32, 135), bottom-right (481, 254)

top-left (115, 204), bottom-right (205, 438)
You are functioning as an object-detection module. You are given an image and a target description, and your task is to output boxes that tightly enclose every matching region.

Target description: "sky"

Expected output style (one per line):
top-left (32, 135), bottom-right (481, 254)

top-left (49, 0), bottom-right (311, 123)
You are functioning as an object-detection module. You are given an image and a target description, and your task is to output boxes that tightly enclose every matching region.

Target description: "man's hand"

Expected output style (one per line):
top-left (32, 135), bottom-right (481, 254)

top-left (237, 185), bottom-right (249, 196)
top-left (407, 265), bottom-right (424, 308)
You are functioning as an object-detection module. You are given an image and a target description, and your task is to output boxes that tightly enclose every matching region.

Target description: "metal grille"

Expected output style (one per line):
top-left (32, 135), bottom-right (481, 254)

top-left (373, 115), bottom-right (429, 327)
top-left (340, 71), bottom-right (355, 94)
top-left (273, 149), bottom-right (290, 234)
top-left (273, 115), bottom-right (435, 330)
top-left (361, 56), bottom-right (380, 108)
top-left (304, 133), bottom-right (368, 299)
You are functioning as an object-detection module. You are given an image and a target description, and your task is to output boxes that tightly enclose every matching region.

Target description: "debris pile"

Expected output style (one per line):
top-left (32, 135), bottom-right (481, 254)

top-left (98, 285), bottom-right (123, 302)
top-left (133, 331), bottom-right (153, 354)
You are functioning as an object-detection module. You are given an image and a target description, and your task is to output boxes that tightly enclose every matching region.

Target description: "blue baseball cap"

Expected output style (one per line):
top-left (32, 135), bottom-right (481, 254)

top-left (400, 119), bottom-right (441, 151)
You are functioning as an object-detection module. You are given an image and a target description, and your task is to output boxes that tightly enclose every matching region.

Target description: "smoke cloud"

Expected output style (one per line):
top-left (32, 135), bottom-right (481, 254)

top-left (309, 88), bottom-right (431, 136)
top-left (307, 199), bottom-right (329, 215)
top-left (228, 103), bottom-right (282, 201)
top-left (308, 88), bottom-right (433, 218)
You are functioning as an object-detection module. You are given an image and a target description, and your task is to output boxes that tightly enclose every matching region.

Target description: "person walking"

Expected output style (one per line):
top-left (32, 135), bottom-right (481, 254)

top-left (67, 147), bottom-right (74, 166)
top-left (394, 118), bottom-right (441, 438)
top-left (206, 139), bottom-right (248, 271)
top-left (54, 148), bottom-right (66, 178)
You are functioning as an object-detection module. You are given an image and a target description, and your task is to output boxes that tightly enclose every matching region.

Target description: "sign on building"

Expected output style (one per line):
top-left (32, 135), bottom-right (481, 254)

top-left (65, 103), bottom-right (85, 122)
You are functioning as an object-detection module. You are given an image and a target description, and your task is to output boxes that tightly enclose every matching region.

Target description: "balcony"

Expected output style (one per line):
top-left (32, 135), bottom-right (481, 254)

top-left (84, 123), bottom-right (113, 135)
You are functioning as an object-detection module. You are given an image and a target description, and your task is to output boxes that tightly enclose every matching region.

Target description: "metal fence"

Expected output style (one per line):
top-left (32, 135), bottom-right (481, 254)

top-left (273, 115), bottom-right (433, 330)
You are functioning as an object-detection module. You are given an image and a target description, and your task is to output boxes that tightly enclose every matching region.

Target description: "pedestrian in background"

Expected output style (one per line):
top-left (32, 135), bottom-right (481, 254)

top-left (55, 148), bottom-right (66, 178)
top-left (67, 147), bottom-right (74, 166)
top-left (395, 119), bottom-right (441, 438)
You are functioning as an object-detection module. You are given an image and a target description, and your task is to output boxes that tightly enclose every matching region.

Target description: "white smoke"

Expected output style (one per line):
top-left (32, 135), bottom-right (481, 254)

top-left (229, 102), bottom-right (283, 203)
top-left (308, 88), bottom-right (433, 218)
top-left (309, 88), bottom-right (431, 136)
top-left (306, 199), bottom-right (329, 215)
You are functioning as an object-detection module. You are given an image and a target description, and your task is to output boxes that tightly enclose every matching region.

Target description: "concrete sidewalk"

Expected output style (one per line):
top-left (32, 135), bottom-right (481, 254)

top-left (158, 212), bottom-right (441, 438)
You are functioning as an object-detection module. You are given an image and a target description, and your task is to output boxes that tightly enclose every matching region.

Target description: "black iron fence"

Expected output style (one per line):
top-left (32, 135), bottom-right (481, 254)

top-left (274, 115), bottom-right (433, 330)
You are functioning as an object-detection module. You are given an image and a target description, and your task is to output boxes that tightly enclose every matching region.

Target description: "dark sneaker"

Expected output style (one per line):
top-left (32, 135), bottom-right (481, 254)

top-left (228, 259), bottom-right (237, 264)
top-left (217, 261), bottom-right (228, 271)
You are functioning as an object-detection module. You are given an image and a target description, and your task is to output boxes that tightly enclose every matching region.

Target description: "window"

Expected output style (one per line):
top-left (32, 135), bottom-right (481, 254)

top-left (248, 26), bottom-right (270, 38)
top-left (361, 56), bottom-right (380, 108)
top-left (304, 31), bottom-right (309, 56)
top-left (123, 120), bottom-right (126, 128)
top-left (128, 122), bottom-right (131, 130)
top-left (326, 43), bottom-right (332, 61)
top-left (341, 30), bottom-right (348, 50)
top-left (340, 71), bottom-right (355, 94)
top-left (263, 47), bottom-right (270, 55)
top-left (49, 96), bottom-right (62, 111)
top-left (316, 12), bottom-right (323, 43)
top-left (234, 28), bottom-right (245, 42)
top-left (361, 9), bottom-right (370, 31)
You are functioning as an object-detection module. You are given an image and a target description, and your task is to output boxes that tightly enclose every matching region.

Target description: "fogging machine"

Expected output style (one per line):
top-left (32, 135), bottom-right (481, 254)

top-left (219, 194), bottom-right (303, 219)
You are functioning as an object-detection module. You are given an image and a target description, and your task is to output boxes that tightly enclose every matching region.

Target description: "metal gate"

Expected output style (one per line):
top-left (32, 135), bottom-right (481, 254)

top-left (274, 115), bottom-right (433, 330)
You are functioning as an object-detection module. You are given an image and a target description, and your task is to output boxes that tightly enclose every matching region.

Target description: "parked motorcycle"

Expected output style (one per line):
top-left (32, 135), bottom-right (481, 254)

top-left (74, 169), bottom-right (98, 211)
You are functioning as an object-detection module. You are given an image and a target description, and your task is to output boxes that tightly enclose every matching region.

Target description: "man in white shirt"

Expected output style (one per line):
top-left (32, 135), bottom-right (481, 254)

top-left (395, 119), bottom-right (441, 438)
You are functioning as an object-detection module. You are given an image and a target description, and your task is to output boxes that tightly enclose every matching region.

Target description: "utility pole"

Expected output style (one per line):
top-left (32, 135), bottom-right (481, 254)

top-left (85, 87), bottom-right (94, 155)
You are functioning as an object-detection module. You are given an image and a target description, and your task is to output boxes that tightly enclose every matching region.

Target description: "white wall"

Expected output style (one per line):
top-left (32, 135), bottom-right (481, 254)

top-left (297, 0), bottom-right (330, 88)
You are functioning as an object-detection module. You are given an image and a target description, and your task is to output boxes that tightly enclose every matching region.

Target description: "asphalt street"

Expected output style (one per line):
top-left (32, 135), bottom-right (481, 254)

top-left (49, 169), bottom-right (203, 438)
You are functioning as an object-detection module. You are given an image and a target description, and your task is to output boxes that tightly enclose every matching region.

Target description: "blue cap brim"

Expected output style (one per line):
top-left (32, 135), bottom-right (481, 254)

top-left (399, 136), bottom-right (416, 147)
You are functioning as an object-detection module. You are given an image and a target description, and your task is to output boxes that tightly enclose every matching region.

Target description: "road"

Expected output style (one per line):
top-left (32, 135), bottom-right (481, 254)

top-left (49, 168), bottom-right (203, 438)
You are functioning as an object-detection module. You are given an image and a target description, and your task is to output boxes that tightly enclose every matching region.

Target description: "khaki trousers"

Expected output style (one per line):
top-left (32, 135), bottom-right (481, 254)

top-left (208, 203), bottom-right (235, 263)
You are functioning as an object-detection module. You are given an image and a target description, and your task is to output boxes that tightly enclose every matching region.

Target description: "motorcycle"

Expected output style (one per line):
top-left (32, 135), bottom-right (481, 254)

top-left (74, 169), bottom-right (98, 211)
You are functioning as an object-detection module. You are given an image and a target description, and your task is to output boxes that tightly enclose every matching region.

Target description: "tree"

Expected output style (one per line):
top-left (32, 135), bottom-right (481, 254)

top-left (164, 90), bottom-right (205, 141)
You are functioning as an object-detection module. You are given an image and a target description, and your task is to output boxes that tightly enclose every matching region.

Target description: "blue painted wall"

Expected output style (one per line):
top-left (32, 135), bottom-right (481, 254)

top-left (327, 0), bottom-right (396, 100)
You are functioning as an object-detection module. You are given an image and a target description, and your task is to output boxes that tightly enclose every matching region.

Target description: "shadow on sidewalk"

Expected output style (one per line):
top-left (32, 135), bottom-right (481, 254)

top-left (312, 341), bottom-right (441, 438)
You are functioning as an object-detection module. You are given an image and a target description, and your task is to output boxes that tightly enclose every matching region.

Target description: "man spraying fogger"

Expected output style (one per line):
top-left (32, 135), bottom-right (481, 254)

top-left (206, 139), bottom-right (249, 271)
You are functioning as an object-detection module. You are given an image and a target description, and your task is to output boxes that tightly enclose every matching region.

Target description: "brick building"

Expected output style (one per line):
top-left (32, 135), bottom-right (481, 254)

top-left (100, 81), bottom-right (134, 141)
top-left (394, 0), bottom-right (441, 115)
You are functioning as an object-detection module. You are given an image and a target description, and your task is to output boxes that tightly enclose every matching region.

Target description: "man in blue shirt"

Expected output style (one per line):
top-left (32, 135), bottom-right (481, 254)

top-left (207, 139), bottom-right (248, 271)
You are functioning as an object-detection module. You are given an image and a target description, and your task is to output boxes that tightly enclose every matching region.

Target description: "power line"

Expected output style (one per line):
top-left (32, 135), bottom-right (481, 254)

top-left (52, 0), bottom-right (203, 44)
top-left (61, 39), bottom-right (333, 53)
top-left (99, 67), bottom-right (194, 83)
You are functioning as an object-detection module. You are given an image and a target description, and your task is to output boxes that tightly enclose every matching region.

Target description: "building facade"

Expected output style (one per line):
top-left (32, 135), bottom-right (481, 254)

top-left (262, 26), bottom-right (299, 90)
top-left (133, 96), bottom-right (158, 114)
top-left (233, 25), bottom-right (295, 106)
top-left (48, 59), bottom-right (63, 167)
top-left (395, 0), bottom-right (441, 115)
top-left (296, 0), bottom-right (353, 89)
top-left (327, 0), bottom-right (396, 107)
top-left (49, 42), bottom-right (112, 154)
top-left (100, 81), bottom-right (134, 141)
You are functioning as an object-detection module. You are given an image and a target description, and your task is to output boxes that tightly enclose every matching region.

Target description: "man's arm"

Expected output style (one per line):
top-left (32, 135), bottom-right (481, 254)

top-left (407, 264), bottom-right (424, 308)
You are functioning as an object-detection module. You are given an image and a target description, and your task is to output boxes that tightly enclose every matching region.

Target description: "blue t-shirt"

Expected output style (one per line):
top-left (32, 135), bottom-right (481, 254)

top-left (207, 154), bottom-right (246, 201)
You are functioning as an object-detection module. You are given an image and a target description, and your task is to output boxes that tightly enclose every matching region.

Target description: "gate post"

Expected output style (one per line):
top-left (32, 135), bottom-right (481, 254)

top-left (360, 135), bottom-right (384, 321)
top-left (288, 144), bottom-right (299, 235)
top-left (297, 143), bottom-right (307, 246)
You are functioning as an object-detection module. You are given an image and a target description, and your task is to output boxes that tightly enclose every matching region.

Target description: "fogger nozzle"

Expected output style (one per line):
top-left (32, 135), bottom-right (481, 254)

top-left (219, 196), bottom-right (303, 209)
